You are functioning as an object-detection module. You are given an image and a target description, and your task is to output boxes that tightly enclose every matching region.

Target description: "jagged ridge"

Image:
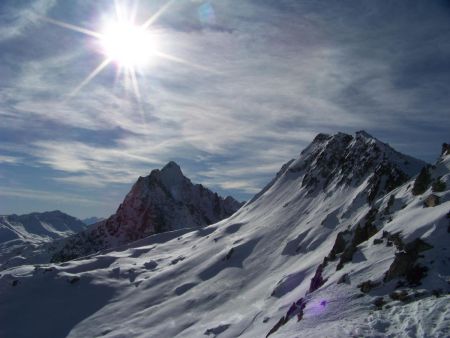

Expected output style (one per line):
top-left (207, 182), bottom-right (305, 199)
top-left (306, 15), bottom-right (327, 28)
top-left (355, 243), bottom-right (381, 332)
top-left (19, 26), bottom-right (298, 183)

top-left (250, 130), bottom-right (425, 207)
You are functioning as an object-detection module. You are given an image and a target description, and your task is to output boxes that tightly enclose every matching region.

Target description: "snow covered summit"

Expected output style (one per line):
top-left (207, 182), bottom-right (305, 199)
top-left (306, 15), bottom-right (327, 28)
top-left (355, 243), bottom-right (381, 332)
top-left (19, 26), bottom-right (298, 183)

top-left (250, 130), bottom-right (425, 206)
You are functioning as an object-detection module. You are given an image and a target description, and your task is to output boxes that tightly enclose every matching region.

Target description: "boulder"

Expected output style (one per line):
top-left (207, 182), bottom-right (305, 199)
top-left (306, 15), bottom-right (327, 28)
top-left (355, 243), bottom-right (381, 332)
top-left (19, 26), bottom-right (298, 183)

top-left (358, 280), bottom-right (379, 293)
top-left (424, 194), bottom-right (440, 207)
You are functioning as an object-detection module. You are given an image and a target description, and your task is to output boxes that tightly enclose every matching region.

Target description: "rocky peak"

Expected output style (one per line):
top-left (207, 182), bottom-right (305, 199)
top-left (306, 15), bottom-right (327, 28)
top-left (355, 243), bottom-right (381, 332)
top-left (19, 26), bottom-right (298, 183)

top-left (285, 131), bottom-right (426, 202)
top-left (312, 133), bottom-right (331, 144)
top-left (159, 161), bottom-right (186, 188)
top-left (355, 130), bottom-right (374, 139)
top-left (146, 161), bottom-right (188, 191)
top-left (52, 162), bottom-right (242, 262)
top-left (160, 161), bottom-right (183, 177)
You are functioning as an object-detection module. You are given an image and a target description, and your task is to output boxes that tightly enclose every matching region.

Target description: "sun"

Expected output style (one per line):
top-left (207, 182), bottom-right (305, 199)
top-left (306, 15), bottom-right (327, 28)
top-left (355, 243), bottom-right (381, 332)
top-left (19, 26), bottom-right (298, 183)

top-left (40, 0), bottom-right (213, 100)
top-left (100, 22), bottom-right (158, 68)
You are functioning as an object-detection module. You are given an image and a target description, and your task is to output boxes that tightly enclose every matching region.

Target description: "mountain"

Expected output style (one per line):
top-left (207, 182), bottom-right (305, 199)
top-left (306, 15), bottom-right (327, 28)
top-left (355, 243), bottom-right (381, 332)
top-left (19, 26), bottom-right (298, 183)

top-left (51, 161), bottom-right (243, 261)
top-left (249, 131), bottom-right (424, 206)
top-left (0, 210), bottom-right (86, 270)
top-left (82, 217), bottom-right (105, 226)
top-left (0, 210), bottom-right (85, 244)
top-left (1, 132), bottom-right (448, 338)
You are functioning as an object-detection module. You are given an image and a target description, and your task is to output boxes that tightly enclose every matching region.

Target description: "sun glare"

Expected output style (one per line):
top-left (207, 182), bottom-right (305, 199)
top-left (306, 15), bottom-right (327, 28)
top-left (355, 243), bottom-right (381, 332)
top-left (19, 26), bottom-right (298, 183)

top-left (100, 22), bottom-right (158, 68)
top-left (40, 0), bottom-right (212, 100)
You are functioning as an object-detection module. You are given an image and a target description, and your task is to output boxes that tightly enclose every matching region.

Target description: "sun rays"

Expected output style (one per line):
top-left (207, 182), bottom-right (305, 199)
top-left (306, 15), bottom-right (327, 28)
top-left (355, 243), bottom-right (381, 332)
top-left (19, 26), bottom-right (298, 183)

top-left (40, 0), bottom-right (208, 101)
top-left (69, 58), bottom-right (112, 98)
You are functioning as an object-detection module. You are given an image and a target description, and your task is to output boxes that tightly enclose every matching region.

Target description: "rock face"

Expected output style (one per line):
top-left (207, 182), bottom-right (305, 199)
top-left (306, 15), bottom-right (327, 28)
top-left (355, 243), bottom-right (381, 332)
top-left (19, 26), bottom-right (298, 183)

top-left (102, 162), bottom-right (241, 242)
top-left (412, 165), bottom-right (432, 195)
top-left (52, 162), bottom-right (242, 261)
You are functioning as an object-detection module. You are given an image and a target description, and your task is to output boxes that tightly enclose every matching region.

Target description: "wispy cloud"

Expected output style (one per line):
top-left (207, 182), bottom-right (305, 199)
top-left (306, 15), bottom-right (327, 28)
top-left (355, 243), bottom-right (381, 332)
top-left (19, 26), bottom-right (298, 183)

top-left (0, 186), bottom-right (108, 205)
top-left (30, 139), bottom-right (166, 185)
top-left (1, 0), bottom-right (449, 216)
top-left (0, 0), bottom-right (57, 42)
top-left (0, 155), bottom-right (21, 164)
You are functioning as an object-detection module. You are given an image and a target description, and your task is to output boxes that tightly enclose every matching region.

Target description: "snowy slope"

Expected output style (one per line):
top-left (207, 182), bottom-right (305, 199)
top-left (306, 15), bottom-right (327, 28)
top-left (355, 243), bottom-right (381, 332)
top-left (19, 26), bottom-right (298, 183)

top-left (0, 132), bottom-right (449, 338)
top-left (51, 161), bottom-right (243, 262)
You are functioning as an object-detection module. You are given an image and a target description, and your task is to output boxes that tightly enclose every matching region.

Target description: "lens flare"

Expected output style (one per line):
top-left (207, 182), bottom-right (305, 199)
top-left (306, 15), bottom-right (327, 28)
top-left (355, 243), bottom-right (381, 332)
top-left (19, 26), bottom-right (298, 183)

top-left (308, 299), bottom-right (329, 317)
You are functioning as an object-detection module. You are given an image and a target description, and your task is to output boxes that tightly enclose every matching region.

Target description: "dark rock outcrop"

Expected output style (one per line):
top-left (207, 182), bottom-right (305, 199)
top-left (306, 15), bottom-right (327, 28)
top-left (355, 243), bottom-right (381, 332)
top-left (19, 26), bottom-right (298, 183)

top-left (412, 166), bottom-right (432, 195)
top-left (327, 230), bottom-right (350, 260)
top-left (373, 297), bottom-right (385, 308)
top-left (337, 209), bottom-right (379, 270)
top-left (384, 238), bottom-right (433, 285)
top-left (424, 194), bottom-right (440, 207)
top-left (358, 279), bottom-right (380, 293)
top-left (431, 178), bottom-right (446, 192)
top-left (309, 263), bottom-right (327, 293)
top-left (441, 143), bottom-right (450, 156)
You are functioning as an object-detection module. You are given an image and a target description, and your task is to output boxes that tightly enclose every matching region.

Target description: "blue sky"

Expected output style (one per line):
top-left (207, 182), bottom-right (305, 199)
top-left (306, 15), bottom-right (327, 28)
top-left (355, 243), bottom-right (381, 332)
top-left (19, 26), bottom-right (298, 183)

top-left (1, 0), bottom-right (449, 218)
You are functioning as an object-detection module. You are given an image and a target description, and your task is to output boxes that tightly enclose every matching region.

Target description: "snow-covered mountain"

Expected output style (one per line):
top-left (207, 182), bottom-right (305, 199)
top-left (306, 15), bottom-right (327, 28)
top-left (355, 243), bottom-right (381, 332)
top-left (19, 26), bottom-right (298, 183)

top-left (0, 211), bottom-right (86, 271)
top-left (0, 210), bottom-right (85, 244)
top-left (1, 132), bottom-right (449, 338)
top-left (51, 161), bottom-right (243, 261)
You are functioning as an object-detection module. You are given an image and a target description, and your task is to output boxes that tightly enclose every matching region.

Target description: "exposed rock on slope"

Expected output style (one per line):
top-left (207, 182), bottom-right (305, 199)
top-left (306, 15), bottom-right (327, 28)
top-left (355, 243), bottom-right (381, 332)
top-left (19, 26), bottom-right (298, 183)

top-left (52, 162), bottom-right (242, 261)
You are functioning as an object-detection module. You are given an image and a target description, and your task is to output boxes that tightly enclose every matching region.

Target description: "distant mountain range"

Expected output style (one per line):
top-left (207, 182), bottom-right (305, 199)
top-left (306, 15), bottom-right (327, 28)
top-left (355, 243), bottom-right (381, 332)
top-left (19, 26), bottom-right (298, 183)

top-left (0, 210), bottom-right (87, 270)
top-left (0, 210), bottom-right (86, 245)
top-left (82, 217), bottom-right (105, 226)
